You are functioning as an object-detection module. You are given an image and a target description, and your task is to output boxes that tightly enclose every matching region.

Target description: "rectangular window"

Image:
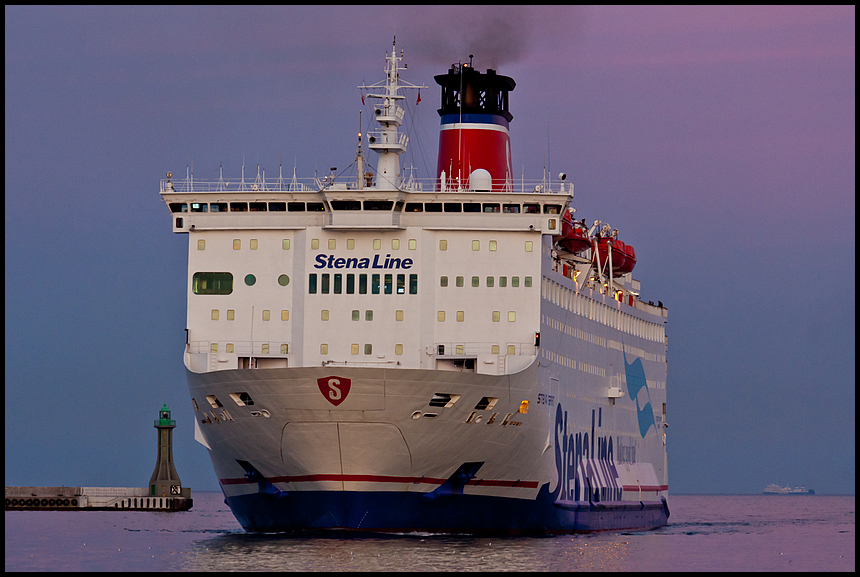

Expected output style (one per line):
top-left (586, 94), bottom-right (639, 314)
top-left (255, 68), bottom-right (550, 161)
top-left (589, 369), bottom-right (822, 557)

top-left (397, 274), bottom-right (405, 294)
top-left (395, 344), bottom-right (403, 355)
top-left (499, 276), bottom-right (507, 288)
top-left (309, 273), bottom-right (317, 294)
top-left (471, 276), bottom-right (479, 287)
top-left (328, 239), bottom-right (336, 250)
top-left (457, 311), bottom-right (464, 322)
top-left (262, 310), bottom-right (270, 321)
top-left (280, 344), bottom-right (289, 354)
top-left (197, 239), bottom-right (205, 250)
top-left (503, 204), bottom-right (519, 213)
top-left (250, 239), bottom-right (258, 250)
top-left (456, 276), bottom-right (464, 287)
top-left (392, 239), bottom-right (400, 250)
top-left (282, 239), bottom-right (290, 250)
top-left (508, 311), bottom-right (516, 322)
top-left (456, 345), bottom-right (464, 355)
top-left (372, 274), bottom-right (380, 294)
top-left (227, 343), bottom-right (234, 353)
top-left (347, 239), bottom-right (355, 250)
top-left (227, 309), bottom-right (235, 320)
top-left (440, 276), bottom-right (448, 287)
top-left (409, 274), bottom-right (418, 294)
top-left (311, 239), bottom-right (319, 250)
top-left (229, 202), bottom-right (247, 212)
top-left (261, 343), bottom-right (269, 354)
top-left (351, 344), bottom-right (359, 355)
top-left (364, 344), bottom-right (372, 355)
top-left (438, 311), bottom-right (446, 322)
top-left (359, 274), bottom-right (368, 294)
top-left (192, 272), bottom-right (233, 295)
top-left (233, 239), bottom-right (241, 250)
top-left (365, 310), bottom-right (373, 321)
top-left (333, 274), bottom-right (342, 294)
top-left (525, 241), bottom-right (533, 252)
top-left (408, 239), bottom-right (417, 250)
top-left (439, 240), bottom-right (447, 251)
top-left (320, 344), bottom-right (328, 354)
top-left (489, 240), bottom-right (497, 251)
top-left (288, 202), bottom-right (305, 212)
top-left (525, 276), bottom-right (533, 287)
top-left (384, 274), bottom-right (393, 294)
top-left (211, 309), bottom-right (219, 320)
top-left (493, 311), bottom-right (500, 322)
top-left (483, 203), bottom-right (500, 213)
top-left (281, 310), bottom-right (289, 321)
top-left (352, 310), bottom-right (360, 321)
top-left (373, 239), bottom-right (381, 250)
top-left (346, 274), bottom-right (355, 294)
top-left (395, 310), bottom-right (404, 321)
top-left (321, 274), bottom-right (330, 294)
top-left (507, 345), bottom-right (516, 355)
top-left (321, 310), bottom-right (329, 321)
top-left (210, 343), bottom-right (218, 353)
top-left (492, 345), bottom-right (500, 354)
top-left (486, 276), bottom-right (494, 287)
top-left (512, 276), bottom-right (520, 287)
top-left (472, 240), bottom-right (480, 251)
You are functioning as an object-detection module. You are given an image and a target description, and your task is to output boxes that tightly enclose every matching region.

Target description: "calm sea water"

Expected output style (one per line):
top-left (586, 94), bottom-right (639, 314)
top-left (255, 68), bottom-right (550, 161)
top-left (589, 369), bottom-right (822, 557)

top-left (5, 493), bottom-right (854, 571)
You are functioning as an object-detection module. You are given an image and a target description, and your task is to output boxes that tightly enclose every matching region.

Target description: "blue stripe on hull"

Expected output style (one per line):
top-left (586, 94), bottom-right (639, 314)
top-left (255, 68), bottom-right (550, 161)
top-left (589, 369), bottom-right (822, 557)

top-left (225, 483), bottom-right (669, 534)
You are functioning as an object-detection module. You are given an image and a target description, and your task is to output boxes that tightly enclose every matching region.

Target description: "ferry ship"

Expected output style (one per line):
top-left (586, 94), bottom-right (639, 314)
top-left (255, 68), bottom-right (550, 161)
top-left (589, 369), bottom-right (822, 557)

top-left (160, 42), bottom-right (669, 533)
top-left (763, 484), bottom-right (814, 495)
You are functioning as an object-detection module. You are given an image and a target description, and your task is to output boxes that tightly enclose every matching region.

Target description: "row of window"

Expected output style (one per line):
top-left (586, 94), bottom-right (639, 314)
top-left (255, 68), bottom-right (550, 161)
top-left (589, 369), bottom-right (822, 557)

top-left (192, 272), bottom-right (290, 294)
top-left (441, 275), bottom-right (532, 288)
top-left (192, 271), bottom-right (533, 295)
top-left (309, 273), bottom-right (418, 295)
top-left (204, 342), bottom-right (522, 357)
top-left (206, 308), bottom-right (518, 323)
top-left (170, 201), bottom-right (562, 215)
top-left (196, 238), bottom-right (533, 252)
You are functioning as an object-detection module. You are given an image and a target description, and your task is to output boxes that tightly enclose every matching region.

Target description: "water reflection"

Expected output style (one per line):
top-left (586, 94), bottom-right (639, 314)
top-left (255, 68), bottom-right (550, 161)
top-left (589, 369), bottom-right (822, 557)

top-left (177, 530), bottom-right (642, 572)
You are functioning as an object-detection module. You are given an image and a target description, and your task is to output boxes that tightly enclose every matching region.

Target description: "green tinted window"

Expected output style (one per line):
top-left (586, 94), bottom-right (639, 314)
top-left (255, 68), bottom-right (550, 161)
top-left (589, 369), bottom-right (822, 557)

top-left (192, 272), bottom-right (233, 295)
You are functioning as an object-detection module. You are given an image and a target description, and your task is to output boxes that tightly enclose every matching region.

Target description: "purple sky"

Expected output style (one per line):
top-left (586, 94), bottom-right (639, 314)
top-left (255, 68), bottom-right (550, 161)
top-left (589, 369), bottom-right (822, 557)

top-left (5, 6), bottom-right (854, 494)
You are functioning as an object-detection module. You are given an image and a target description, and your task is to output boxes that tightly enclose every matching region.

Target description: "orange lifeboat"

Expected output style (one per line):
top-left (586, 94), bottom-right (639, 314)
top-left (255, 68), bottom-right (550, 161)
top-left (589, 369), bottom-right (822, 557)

top-left (559, 212), bottom-right (593, 254)
top-left (595, 238), bottom-right (628, 275)
top-left (616, 244), bottom-right (636, 274)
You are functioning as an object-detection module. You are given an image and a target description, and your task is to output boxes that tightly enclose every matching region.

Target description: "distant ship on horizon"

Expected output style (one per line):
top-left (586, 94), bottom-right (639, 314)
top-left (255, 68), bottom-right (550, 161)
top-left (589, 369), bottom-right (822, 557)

top-left (763, 483), bottom-right (814, 495)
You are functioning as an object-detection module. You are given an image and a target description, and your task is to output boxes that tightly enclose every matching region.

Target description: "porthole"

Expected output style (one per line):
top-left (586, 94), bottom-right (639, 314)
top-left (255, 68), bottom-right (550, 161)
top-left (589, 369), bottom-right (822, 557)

top-left (244, 274), bottom-right (256, 286)
top-left (278, 274), bottom-right (290, 286)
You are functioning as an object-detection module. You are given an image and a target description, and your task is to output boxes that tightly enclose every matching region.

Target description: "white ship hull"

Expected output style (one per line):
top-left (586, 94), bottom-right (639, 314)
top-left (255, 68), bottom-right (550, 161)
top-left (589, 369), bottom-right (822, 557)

top-left (166, 42), bottom-right (670, 533)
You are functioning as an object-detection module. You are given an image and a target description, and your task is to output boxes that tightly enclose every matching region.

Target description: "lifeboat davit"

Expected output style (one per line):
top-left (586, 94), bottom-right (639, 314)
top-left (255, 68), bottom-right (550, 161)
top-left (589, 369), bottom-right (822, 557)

top-left (595, 238), bottom-right (632, 275)
top-left (559, 211), bottom-right (593, 254)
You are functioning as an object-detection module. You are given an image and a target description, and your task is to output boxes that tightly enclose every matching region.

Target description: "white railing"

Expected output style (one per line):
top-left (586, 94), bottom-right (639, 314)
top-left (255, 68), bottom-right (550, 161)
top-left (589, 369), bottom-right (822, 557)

top-left (161, 175), bottom-right (574, 196)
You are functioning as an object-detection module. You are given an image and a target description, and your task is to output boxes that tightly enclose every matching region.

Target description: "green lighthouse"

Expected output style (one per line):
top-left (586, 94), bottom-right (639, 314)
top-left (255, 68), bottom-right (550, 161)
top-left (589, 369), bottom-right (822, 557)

top-left (149, 404), bottom-right (185, 498)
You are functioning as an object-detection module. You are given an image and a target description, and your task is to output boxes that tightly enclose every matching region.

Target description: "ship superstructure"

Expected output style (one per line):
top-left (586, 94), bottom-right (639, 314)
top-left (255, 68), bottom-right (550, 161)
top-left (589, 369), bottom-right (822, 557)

top-left (160, 41), bottom-right (669, 533)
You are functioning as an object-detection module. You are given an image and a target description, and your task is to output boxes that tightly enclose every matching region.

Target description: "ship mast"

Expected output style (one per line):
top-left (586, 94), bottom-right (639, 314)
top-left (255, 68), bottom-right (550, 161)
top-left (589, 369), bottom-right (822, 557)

top-left (358, 38), bottom-right (425, 190)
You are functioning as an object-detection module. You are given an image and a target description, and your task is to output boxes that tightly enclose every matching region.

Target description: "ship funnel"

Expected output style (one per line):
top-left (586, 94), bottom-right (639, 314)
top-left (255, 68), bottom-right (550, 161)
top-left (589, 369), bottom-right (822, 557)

top-left (435, 63), bottom-right (515, 192)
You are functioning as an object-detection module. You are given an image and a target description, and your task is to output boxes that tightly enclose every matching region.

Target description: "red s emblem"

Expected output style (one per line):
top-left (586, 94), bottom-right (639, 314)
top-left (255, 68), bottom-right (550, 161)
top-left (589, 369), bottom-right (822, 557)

top-left (317, 376), bottom-right (351, 407)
